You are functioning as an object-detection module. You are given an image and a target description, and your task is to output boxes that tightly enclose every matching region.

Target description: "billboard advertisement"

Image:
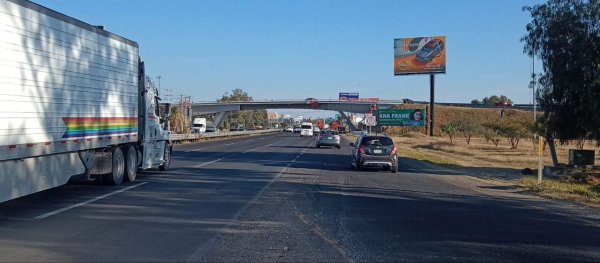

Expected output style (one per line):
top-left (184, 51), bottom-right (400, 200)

top-left (339, 92), bottom-right (359, 101)
top-left (376, 109), bottom-right (426, 126)
top-left (394, 36), bottom-right (446, 75)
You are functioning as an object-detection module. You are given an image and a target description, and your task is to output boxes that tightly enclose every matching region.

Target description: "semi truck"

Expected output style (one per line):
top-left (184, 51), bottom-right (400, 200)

top-left (0, 0), bottom-right (172, 203)
top-left (191, 117), bottom-right (207, 133)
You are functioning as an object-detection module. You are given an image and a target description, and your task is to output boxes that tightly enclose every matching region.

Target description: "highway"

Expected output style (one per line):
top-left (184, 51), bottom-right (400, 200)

top-left (1, 133), bottom-right (600, 262)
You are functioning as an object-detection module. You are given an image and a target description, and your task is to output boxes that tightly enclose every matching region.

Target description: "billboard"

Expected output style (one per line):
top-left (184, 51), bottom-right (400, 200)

top-left (394, 36), bottom-right (446, 75)
top-left (339, 92), bottom-right (359, 101)
top-left (376, 109), bottom-right (426, 126)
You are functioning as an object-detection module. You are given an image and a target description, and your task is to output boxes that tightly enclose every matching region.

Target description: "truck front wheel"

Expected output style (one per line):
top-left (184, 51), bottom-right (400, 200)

top-left (104, 147), bottom-right (124, 185)
top-left (159, 144), bottom-right (171, 171)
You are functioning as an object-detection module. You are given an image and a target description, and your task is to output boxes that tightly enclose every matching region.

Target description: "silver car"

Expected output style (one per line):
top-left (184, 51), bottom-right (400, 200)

top-left (350, 134), bottom-right (398, 173)
top-left (316, 130), bottom-right (341, 149)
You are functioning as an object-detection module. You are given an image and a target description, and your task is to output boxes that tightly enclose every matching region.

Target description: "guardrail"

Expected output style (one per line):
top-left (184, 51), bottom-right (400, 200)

top-left (169, 129), bottom-right (280, 143)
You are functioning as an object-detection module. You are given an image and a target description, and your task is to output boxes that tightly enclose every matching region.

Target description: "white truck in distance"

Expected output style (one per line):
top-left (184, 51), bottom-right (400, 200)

top-left (300, 122), bottom-right (314, 136)
top-left (191, 117), bottom-right (207, 133)
top-left (0, 0), bottom-right (172, 203)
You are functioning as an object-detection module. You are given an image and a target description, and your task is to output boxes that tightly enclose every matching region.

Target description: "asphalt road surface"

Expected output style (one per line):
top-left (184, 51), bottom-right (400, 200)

top-left (1, 133), bottom-right (600, 262)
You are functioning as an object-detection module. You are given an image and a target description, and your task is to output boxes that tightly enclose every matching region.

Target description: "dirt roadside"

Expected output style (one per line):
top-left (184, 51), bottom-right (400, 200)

top-left (386, 132), bottom-right (600, 207)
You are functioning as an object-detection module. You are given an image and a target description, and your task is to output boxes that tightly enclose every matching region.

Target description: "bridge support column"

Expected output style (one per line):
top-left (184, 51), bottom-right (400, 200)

top-left (213, 111), bottom-right (230, 128)
top-left (338, 111), bottom-right (358, 132)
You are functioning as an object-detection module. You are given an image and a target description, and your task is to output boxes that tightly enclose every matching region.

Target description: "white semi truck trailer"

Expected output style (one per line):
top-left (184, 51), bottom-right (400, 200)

top-left (0, 0), bottom-right (172, 203)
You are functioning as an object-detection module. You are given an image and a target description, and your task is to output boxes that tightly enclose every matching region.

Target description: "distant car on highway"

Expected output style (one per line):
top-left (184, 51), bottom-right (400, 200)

top-left (305, 97), bottom-right (317, 104)
top-left (494, 101), bottom-right (513, 106)
top-left (416, 39), bottom-right (444, 63)
top-left (313, 126), bottom-right (320, 135)
top-left (205, 126), bottom-right (218, 133)
top-left (293, 126), bottom-right (302, 133)
top-left (300, 122), bottom-right (314, 136)
top-left (350, 134), bottom-right (398, 173)
top-left (283, 127), bottom-right (293, 132)
top-left (316, 130), bottom-right (341, 149)
top-left (352, 129), bottom-right (366, 136)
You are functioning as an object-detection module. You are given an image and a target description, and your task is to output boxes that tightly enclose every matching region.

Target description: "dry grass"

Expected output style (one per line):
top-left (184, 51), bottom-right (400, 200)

top-left (391, 131), bottom-right (600, 205)
top-left (519, 177), bottom-right (600, 206)
top-left (392, 132), bottom-right (600, 170)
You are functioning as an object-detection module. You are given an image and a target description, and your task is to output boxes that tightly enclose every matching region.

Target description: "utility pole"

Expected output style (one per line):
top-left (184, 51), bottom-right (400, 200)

top-left (165, 88), bottom-right (173, 103)
top-left (532, 44), bottom-right (536, 122)
top-left (532, 42), bottom-right (542, 185)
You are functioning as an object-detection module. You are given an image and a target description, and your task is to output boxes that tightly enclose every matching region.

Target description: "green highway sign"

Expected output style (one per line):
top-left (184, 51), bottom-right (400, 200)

top-left (376, 109), bottom-right (426, 126)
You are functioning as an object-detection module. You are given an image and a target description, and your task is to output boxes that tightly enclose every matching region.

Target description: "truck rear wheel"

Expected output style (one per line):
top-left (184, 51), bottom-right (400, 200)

top-left (104, 147), bottom-right (124, 185)
top-left (159, 144), bottom-right (171, 171)
top-left (124, 146), bottom-right (137, 182)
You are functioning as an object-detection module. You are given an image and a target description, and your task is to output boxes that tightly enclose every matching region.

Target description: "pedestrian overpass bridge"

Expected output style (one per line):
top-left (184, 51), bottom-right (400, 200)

top-left (189, 99), bottom-right (404, 131)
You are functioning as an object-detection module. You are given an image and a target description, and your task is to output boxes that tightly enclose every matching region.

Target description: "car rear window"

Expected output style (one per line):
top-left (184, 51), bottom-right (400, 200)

top-left (301, 125), bottom-right (312, 129)
top-left (360, 136), bottom-right (393, 146)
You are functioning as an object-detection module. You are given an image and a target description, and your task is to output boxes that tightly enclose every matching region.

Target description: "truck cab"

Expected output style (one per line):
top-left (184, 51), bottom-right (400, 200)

top-left (139, 74), bottom-right (172, 171)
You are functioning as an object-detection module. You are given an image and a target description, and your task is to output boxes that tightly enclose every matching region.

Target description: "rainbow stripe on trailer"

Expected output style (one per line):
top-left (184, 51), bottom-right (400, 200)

top-left (62, 117), bottom-right (138, 138)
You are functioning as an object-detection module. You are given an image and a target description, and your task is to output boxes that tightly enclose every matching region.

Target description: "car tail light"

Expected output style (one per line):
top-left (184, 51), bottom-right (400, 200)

top-left (390, 145), bottom-right (397, 156)
top-left (359, 145), bottom-right (365, 154)
top-left (334, 135), bottom-right (340, 140)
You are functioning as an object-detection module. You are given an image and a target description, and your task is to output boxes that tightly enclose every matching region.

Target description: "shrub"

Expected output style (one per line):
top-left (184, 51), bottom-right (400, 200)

top-left (441, 123), bottom-right (458, 143)
top-left (481, 124), bottom-right (502, 147)
top-left (452, 114), bottom-right (481, 145)
top-left (496, 119), bottom-right (531, 149)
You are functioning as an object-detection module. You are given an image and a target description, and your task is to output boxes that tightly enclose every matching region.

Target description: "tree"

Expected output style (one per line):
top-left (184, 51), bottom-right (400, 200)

top-left (218, 89), bottom-right (268, 129)
top-left (218, 88), bottom-right (253, 102)
top-left (471, 99), bottom-right (481, 104)
top-left (481, 95), bottom-right (513, 104)
top-left (522, 0), bottom-right (600, 165)
top-left (168, 106), bottom-right (189, 133)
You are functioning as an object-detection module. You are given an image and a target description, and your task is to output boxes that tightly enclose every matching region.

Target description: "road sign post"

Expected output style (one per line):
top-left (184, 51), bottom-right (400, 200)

top-left (364, 114), bottom-right (376, 134)
top-left (430, 74), bottom-right (435, 136)
top-left (538, 136), bottom-right (544, 185)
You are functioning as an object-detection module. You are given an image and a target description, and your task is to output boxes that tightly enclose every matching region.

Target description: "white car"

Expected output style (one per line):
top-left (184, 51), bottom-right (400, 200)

top-left (313, 127), bottom-right (321, 136)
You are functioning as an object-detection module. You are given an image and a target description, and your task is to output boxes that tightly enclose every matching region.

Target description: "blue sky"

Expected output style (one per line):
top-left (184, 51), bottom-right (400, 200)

top-left (35, 0), bottom-right (543, 117)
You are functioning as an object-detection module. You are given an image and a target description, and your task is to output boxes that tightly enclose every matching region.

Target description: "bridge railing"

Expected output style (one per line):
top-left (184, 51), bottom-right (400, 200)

top-left (189, 99), bottom-right (403, 104)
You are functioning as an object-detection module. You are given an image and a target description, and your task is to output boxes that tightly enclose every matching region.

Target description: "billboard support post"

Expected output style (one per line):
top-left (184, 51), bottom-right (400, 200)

top-left (429, 74), bottom-right (435, 136)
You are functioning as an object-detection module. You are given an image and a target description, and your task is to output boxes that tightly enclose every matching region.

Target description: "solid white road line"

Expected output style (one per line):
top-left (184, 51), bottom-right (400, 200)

top-left (190, 147), bottom-right (208, 152)
top-left (34, 182), bottom-right (148, 220)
